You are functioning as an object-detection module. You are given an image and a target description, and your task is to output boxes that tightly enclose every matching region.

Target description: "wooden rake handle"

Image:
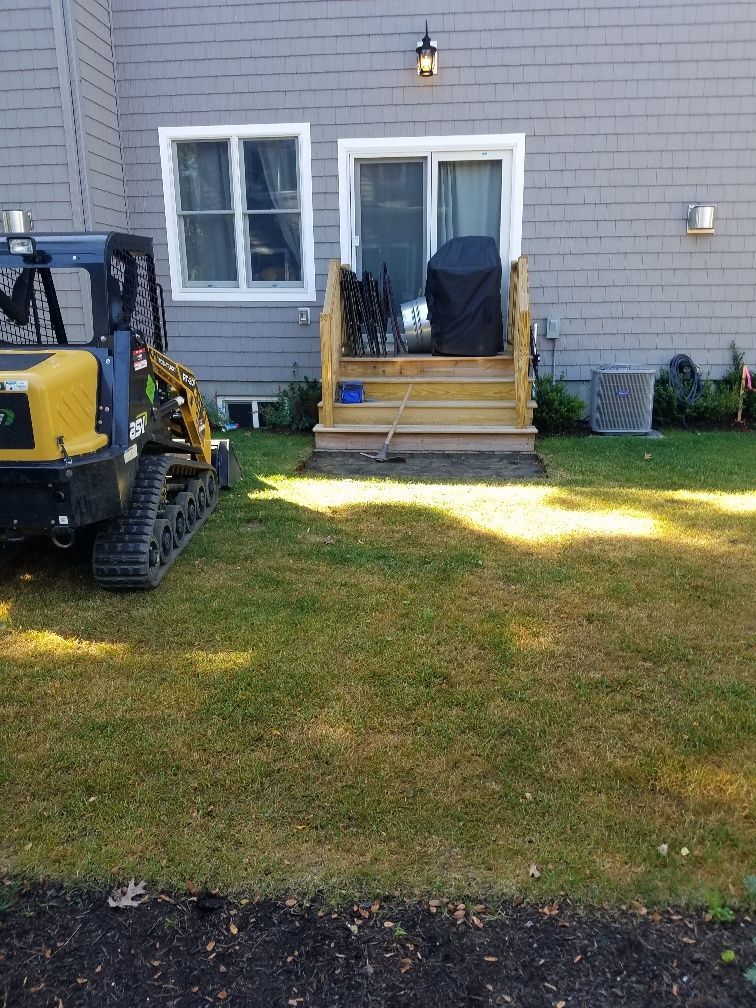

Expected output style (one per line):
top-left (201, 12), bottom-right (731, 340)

top-left (383, 383), bottom-right (414, 451)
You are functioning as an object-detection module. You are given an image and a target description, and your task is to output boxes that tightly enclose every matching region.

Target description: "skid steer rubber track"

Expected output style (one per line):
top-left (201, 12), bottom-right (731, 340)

top-left (92, 453), bottom-right (218, 590)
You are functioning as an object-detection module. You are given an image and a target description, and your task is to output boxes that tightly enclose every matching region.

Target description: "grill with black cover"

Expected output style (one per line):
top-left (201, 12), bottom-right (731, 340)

top-left (425, 236), bottom-right (503, 356)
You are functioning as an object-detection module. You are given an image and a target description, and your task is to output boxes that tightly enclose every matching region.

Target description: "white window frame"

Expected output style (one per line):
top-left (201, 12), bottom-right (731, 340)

top-left (159, 123), bottom-right (316, 303)
top-left (337, 133), bottom-right (525, 270)
top-left (217, 395), bottom-right (276, 429)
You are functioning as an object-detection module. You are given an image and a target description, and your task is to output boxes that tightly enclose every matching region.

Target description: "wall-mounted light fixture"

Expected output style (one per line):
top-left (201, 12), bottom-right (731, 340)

top-left (687, 204), bottom-right (716, 235)
top-left (416, 21), bottom-right (438, 77)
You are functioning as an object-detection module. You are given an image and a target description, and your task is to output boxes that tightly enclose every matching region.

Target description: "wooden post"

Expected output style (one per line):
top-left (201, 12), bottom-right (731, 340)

top-left (319, 259), bottom-right (342, 428)
top-left (513, 255), bottom-right (531, 429)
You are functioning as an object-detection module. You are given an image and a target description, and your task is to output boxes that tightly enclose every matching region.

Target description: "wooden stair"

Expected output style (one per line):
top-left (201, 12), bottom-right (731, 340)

top-left (315, 260), bottom-right (536, 453)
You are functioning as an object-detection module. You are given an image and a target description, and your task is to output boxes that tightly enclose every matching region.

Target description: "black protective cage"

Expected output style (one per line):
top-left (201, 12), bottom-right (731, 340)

top-left (0, 232), bottom-right (167, 351)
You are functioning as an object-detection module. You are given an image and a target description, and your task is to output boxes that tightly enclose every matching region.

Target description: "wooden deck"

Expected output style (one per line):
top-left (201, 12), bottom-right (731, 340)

top-left (314, 257), bottom-right (536, 452)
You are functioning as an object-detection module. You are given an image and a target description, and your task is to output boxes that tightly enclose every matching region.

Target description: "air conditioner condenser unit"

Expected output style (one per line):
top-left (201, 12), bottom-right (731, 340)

top-left (589, 365), bottom-right (655, 434)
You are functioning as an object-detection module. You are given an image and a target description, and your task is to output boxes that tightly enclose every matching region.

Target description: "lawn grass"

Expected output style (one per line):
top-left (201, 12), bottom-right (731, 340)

top-left (0, 430), bottom-right (754, 905)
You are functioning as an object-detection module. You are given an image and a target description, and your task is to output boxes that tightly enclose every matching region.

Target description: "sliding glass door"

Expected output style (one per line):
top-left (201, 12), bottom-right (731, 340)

top-left (351, 144), bottom-right (513, 305)
top-left (355, 158), bottom-right (427, 305)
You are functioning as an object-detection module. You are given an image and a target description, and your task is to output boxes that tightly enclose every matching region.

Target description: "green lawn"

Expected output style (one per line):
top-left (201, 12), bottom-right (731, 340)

top-left (0, 431), bottom-right (754, 905)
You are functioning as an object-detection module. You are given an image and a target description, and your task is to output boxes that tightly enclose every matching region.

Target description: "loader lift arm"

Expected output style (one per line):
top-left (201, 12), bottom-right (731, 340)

top-left (148, 347), bottom-right (212, 466)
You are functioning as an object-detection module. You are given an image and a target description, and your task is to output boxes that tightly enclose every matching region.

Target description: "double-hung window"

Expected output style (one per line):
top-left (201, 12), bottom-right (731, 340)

top-left (159, 124), bottom-right (315, 302)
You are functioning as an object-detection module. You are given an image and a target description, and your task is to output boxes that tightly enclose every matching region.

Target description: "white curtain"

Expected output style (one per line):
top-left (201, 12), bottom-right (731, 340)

top-left (256, 141), bottom-right (301, 272)
top-left (437, 160), bottom-right (502, 248)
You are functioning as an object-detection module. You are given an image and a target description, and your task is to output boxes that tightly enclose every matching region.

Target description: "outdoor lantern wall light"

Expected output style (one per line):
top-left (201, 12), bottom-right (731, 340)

top-left (416, 21), bottom-right (438, 77)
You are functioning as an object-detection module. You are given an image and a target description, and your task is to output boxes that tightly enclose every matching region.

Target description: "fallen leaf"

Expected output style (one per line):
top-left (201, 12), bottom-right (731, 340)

top-left (682, 937), bottom-right (696, 945)
top-left (644, 452), bottom-right (653, 460)
top-left (529, 863), bottom-right (541, 879)
top-left (681, 847), bottom-right (690, 857)
top-left (108, 879), bottom-right (147, 909)
top-left (573, 954), bottom-right (582, 963)
top-left (630, 901), bottom-right (648, 916)
top-left (206, 941), bottom-right (216, 952)
top-left (285, 898), bottom-right (298, 908)
top-left (524, 792), bottom-right (533, 800)
top-left (472, 915), bottom-right (484, 929)
top-left (657, 843), bottom-right (669, 856)
top-left (217, 991), bottom-right (228, 1001)
top-left (44, 948), bottom-right (51, 959)
top-left (191, 987), bottom-right (199, 993)
top-left (186, 880), bottom-right (198, 895)
top-left (219, 965), bottom-right (227, 973)
top-left (557, 1001), bottom-right (567, 1008)
top-left (229, 922), bottom-right (238, 935)
top-left (383, 920), bottom-right (395, 928)
top-left (400, 958), bottom-right (412, 973)
top-left (150, 960), bottom-right (161, 967)
top-left (453, 908), bottom-right (466, 919)
top-left (483, 955), bottom-right (498, 962)
top-left (649, 911), bottom-right (662, 923)
top-left (672, 983), bottom-right (679, 997)
top-left (76, 978), bottom-right (88, 985)
top-left (428, 899), bottom-right (441, 908)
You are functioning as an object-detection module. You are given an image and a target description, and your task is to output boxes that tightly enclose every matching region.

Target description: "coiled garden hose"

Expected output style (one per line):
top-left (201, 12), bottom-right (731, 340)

top-left (669, 354), bottom-right (702, 405)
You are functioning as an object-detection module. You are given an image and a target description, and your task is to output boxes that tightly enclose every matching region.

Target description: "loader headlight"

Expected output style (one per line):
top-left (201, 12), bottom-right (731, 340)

top-left (8, 236), bottom-right (36, 256)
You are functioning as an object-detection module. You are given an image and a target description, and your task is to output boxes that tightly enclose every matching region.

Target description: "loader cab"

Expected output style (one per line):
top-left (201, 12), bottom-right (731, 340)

top-left (0, 231), bottom-right (167, 353)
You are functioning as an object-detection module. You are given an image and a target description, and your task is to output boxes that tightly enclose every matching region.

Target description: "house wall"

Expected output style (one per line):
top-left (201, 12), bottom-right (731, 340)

top-left (0, 0), bottom-right (80, 232)
top-left (110, 0), bottom-right (756, 400)
top-left (1, 0), bottom-right (127, 342)
top-left (5, 1), bottom-right (755, 397)
top-left (69, 0), bottom-right (129, 230)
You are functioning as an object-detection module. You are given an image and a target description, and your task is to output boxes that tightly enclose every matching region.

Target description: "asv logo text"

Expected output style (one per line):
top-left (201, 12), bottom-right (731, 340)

top-left (129, 412), bottom-right (148, 441)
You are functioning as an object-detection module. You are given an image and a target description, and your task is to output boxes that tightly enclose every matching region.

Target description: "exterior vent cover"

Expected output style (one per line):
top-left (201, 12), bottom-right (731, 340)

top-left (589, 365), bottom-right (655, 433)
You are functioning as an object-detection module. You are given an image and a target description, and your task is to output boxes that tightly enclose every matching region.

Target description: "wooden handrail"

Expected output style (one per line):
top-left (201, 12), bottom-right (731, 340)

top-left (508, 255), bottom-right (531, 429)
top-left (319, 258), bottom-right (344, 428)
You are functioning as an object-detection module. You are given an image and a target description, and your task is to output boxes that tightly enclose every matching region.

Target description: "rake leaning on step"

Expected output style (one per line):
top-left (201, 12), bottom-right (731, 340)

top-left (361, 383), bottom-right (414, 463)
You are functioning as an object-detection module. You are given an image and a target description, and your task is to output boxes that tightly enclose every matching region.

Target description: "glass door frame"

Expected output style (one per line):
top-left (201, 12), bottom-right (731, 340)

top-left (338, 133), bottom-right (525, 273)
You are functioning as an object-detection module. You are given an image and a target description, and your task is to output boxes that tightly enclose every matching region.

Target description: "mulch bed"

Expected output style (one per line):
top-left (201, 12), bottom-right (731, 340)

top-left (1, 883), bottom-right (753, 1007)
top-left (302, 450), bottom-right (546, 482)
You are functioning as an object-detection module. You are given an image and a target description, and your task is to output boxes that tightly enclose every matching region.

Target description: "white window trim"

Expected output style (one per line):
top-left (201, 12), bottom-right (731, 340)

top-left (218, 395), bottom-right (276, 429)
top-left (337, 133), bottom-right (525, 270)
top-left (158, 123), bottom-right (316, 303)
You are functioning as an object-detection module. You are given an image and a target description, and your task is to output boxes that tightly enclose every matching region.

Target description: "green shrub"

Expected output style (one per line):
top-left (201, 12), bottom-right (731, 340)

top-left (719, 341), bottom-right (755, 422)
top-left (265, 377), bottom-right (322, 433)
top-left (202, 395), bottom-right (228, 431)
top-left (653, 344), bottom-right (754, 429)
top-left (652, 369), bottom-right (683, 427)
top-left (533, 375), bottom-right (585, 434)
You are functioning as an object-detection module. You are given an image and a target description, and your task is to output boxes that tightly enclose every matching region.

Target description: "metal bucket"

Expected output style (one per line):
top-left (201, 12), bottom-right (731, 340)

top-left (400, 296), bottom-right (432, 353)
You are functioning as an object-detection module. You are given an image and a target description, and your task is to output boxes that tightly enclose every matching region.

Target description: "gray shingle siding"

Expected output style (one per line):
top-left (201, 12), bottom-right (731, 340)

top-left (109, 0), bottom-right (756, 398)
top-left (0, 0), bottom-right (78, 232)
top-left (69, 0), bottom-right (129, 230)
top-left (3, 1), bottom-right (755, 397)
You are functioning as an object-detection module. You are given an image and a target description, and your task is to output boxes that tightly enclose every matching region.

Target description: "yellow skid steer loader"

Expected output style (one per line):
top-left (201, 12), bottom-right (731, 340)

top-left (0, 231), bottom-right (239, 589)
